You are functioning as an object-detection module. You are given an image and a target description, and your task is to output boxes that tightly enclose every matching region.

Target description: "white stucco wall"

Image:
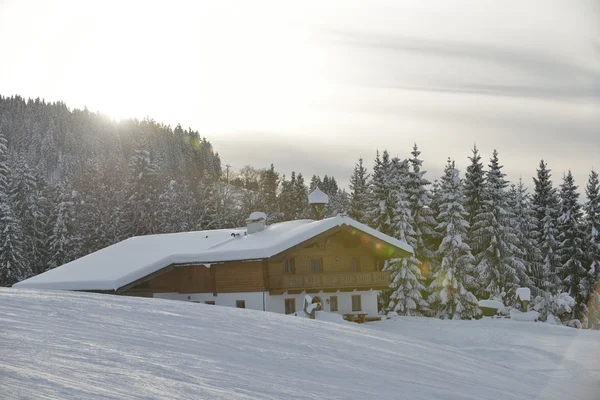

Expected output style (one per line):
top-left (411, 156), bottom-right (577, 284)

top-left (154, 292), bottom-right (266, 311)
top-left (266, 290), bottom-right (379, 317)
top-left (155, 290), bottom-right (380, 317)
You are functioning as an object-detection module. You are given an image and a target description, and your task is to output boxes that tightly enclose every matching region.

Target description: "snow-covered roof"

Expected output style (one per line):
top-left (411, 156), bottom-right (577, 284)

top-left (308, 187), bottom-right (329, 204)
top-left (13, 216), bottom-right (413, 292)
top-left (516, 287), bottom-right (531, 301)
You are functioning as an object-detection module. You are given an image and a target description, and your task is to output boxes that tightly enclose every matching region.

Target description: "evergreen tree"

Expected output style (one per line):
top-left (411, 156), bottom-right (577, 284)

top-left (532, 160), bottom-right (561, 293)
top-left (157, 179), bottom-right (190, 233)
top-left (47, 183), bottom-right (80, 270)
top-left (125, 144), bottom-right (160, 236)
top-left (278, 172), bottom-right (308, 221)
top-left (556, 171), bottom-right (588, 322)
top-left (407, 143), bottom-right (437, 268)
top-left (471, 150), bottom-right (526, 301)
top-left (325, 189), bottom-right (349, 218)
top-left (257, 164), bottom-right (281, 223)
top-left (0, 132), bottom-right (28, 285)
top-left (385, 157), bottom-right (428, 316)
top-left (464, 145), bottom-right (486, 245)
top-left (429, 159), bottom-right (479, 319)
top-left (584, 171), bottom-right (600, 287)
top-left (507, 179), bottom-right (540, 292)
top-left (367, 150), bottom-right (394, 236)
top-left (584, 170), bottom-right (600, 328)
top-left (292, 173), bottom-right (309, 218)
top-left (348, 157), bottom-right (370, 224)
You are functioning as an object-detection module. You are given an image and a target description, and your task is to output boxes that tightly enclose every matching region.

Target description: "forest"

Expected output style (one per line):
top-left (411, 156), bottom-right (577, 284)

top-left (1, 95), bottom-right (598, 329)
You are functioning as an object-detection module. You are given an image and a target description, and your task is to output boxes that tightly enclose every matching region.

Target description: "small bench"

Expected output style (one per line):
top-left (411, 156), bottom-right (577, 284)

top-left (344, 313), bottom-right (369, 323)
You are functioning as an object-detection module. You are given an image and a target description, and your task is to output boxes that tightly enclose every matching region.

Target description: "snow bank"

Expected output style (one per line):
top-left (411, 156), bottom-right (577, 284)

top-left (1, 289), bottom-right (599, 399)
top-left (516, 287), bottom-right (531, 301)
top-left (478, 300), bottom-right (505, 311)
top-left (510, 309), bottom-right (540, 321)
top-left (13, 215), bottom-right (413, 291)
top-left (315, 310), bottom-right (346, 324)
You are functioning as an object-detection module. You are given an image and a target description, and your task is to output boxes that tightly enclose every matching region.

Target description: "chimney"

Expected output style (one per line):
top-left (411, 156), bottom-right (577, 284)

top-left (308, 187), bottom-right (329, 220)
top-left (246, 211), bottom-right (267, 234)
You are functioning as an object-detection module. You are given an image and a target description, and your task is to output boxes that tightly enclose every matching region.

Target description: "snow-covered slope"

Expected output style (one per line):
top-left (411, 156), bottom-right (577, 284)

top-left (1, 289), bottom-right (599, 400)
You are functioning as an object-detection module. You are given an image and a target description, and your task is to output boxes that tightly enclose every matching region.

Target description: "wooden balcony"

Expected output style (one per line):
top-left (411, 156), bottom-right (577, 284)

top-left (268, 271), bottom-right (391, 293)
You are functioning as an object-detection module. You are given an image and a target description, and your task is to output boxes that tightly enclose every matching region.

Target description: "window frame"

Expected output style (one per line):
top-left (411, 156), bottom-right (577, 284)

top-left (352, 257), bottom-right (360, 272)
top-left (236, 300), bottom-right (246, 309)
top-left (352, 295), bottom-right (362, 312)
top-left (284, 298), bottom-right (296, 315)
top-left (310, 257), bottom-right (323, 273)
top-left (283, 257), bottom-right (295, 274)
top-left (329, 296), bottom-right (338, 312)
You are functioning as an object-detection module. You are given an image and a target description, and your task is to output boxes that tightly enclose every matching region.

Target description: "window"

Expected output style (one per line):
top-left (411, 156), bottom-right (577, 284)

top-left (283, 258), bottom-right (295, 274)
top-left (352, 295), bottom-right (362, 311)
top-left (329, 296), bottom-right (338, 312)
top-left (285, 298), bottom-right (296, 315)
top-left (236, 300), bottom-right (246, 309)
top-left (376, 259), bottom-right (387, 271)
top-left (205, 301), bottom-right (215, 305)
top-left (352, 257), bottom-right (360, 272)
top-left (310, 257), bottom-right (323, 273)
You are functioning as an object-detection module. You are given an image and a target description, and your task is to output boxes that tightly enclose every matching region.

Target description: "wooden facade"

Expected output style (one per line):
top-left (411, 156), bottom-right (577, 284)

top-left (122, 230), bottom-right (394, 297)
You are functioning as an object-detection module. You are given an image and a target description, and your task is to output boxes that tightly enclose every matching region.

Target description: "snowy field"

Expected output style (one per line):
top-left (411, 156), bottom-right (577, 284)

top-left (1, 289), bottom-right (599, 400)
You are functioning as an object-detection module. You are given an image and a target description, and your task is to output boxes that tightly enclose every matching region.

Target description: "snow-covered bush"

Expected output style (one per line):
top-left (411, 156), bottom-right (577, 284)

top-left (532, 292), bottom-right (575, 325)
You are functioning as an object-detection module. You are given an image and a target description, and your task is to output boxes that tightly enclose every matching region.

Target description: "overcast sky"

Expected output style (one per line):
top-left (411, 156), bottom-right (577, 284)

top-left (1, 0), bottom-right (598, 189)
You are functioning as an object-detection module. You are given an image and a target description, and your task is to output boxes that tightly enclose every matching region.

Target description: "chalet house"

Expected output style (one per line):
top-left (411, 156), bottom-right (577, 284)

top-left (14, 189), bottom-right (413, 318)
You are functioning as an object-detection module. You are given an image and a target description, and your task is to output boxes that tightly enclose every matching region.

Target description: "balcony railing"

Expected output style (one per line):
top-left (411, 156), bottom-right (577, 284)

top-left (269, 271), bottom-right (391, 290)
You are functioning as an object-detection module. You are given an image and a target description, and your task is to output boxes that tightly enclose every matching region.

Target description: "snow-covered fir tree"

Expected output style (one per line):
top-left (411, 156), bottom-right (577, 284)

top-left (157, 180), bottom-right (190, 233)
top-left (348, 157), bottom-right (370, 224)
top-left (471, 150), bottom-right (527, 301)
top-left (556, 171), bottom-right (588, 322)
top-left (508, 178), bottom-right (540, 292)
top-left (0, 132), bottom-right (29, 285)
top-left (257, 164), bottom-right (281, 224)
top-left (464, 145), bottom-right (486, 245)
top-left (278, 172), bottom-right (309, 221)
top-left (368, 150), bottom-right (394, 236)
top-left (532, 160), bottom-right (561, 293)
top-left (429, 159), bottom-right (479, 319)
top-left (385, 157), bottom-right (428, 316)
top-left (584, 170), bottom-right (600, 328)
top-left (406, 143), bottom-right (437, 268)
top-left (47, 183), bottom-right (80, 270)
top-left (125, 143), bottom-right (160, 236)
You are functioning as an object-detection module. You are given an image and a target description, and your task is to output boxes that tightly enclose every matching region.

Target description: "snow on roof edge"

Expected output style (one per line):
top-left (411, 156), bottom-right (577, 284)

top-left (13, 216), bottom-right (413, 291)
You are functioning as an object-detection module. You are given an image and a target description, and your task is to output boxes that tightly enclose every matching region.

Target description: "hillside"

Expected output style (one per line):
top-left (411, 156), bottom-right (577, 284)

top-left (1, 289), bottom-right (599, 399)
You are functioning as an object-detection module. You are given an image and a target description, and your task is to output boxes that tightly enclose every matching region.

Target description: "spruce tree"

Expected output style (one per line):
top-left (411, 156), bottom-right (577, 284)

top-left (348, 157), bottom-right (370, 224)
top-left (368, 150), bottom-right (394, 236)
top-left (471, 150), bottom-right (526, 301)
top-left (507, 179), bottom-right (539, 292)
top-left (125, 144), bottom-right (160, 236)
top-left (157, 179), bottom-right (189, 233)
top-left (464, 145), bottom-right (485, 243)
top-left (257, 164), bottom-right (281, 223)
top-left (0, 132), bottom-right (28, 285)
top-left (429, 159), bottom-right (479, 319)
top-left (292, 173), bottom-right (309, 219)
top-left (47, 183), bottom-right (80, 270)
top-left (407, 143), bottom-right (437, 268)
top-left (584, 170), bottom-right (600, 328)
top-left (556, 171), bottom-right (588, 322)
top-left (532, 160), bottom-right (561, 293)
top-left (385, 157), bottom-right (428, 315)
